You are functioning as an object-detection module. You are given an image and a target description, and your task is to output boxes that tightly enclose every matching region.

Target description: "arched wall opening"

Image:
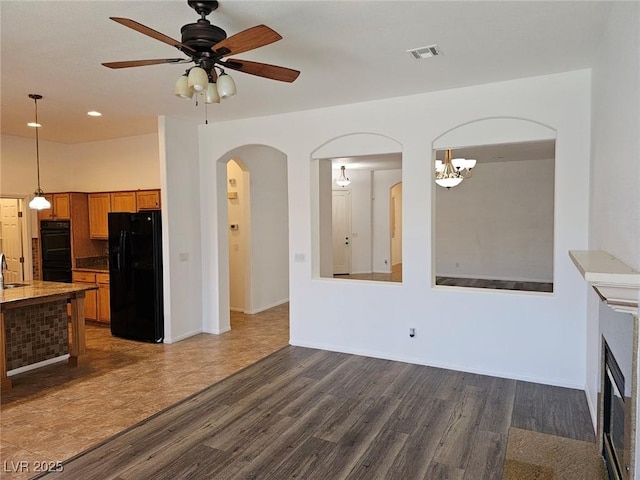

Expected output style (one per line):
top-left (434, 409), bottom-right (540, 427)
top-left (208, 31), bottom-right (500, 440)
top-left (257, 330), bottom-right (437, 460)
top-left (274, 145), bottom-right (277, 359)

top-left (214, 144), bottom-right (290, 332)
top-left (310, 133), bottom-right (403, 282)
top-left (432, 117), bottom-right (557, 293)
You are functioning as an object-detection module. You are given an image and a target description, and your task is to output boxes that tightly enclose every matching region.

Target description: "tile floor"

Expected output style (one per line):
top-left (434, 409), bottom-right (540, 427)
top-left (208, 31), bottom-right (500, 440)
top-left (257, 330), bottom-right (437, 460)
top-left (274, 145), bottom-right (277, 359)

top-left (0, 304), bottom-right (289, 480)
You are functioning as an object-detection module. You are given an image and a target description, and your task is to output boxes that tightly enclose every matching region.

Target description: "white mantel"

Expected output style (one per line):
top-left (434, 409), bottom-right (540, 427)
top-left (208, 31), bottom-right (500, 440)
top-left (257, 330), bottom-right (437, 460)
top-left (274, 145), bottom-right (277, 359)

top-left (569, 250), bottom-right (640, 315)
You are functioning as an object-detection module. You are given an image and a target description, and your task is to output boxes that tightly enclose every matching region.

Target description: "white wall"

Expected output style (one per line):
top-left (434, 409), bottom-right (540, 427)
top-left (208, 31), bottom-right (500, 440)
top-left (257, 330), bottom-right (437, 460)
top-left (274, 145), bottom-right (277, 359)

top-left (159, 116), bottom-right (202, 343)
top-left (0, 133), bottom-right (159, 193)
top-left (1, 135), bottom-right (75, 195)
top-left (587, 1), bottom-right (640, 437)
top-left (68, 134), bottom-right (160, 191)
top-left (436, 158), bottom-right (555, 282)
top-left (194, 70), bottom-right (591, 389)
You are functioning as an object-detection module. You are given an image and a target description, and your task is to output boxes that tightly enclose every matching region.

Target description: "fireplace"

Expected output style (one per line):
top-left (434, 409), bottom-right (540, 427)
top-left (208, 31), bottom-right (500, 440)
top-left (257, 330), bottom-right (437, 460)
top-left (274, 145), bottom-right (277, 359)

top-left (603, 341), bottom-right (631, 480)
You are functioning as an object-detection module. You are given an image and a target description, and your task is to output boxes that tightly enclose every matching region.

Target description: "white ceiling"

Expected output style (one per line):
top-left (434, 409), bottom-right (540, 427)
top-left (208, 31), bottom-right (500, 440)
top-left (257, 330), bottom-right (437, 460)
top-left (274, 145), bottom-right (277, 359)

top-left (0, 1), bottom-right (611, 144)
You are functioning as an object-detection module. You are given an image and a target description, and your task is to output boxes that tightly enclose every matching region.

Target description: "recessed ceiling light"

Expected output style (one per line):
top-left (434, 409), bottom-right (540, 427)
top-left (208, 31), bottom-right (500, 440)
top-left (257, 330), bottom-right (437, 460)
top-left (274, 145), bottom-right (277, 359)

top-left (407, 44), bottom-right (442, 59)
top-left (87, 111), bottom-right (102, 117)
top-left (27, 122), bottom-right (41, 128)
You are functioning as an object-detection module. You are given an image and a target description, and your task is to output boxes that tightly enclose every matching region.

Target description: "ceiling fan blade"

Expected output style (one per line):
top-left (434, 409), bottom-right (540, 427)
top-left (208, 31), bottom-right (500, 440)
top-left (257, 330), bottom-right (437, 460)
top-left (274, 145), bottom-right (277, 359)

top-left (224, 59), bottom-right (300, 83)
top-left (102, 58), bottom-right (190, 69)
top-left (212, 25), bottom-right (282, 56)
top-left (110, 17), bottom-right (196, 55)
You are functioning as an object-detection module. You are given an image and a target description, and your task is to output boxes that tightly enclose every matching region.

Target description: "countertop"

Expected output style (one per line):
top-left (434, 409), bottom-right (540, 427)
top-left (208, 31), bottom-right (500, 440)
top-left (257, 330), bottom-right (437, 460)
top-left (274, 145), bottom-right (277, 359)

top-left (0, 280), bottom-right (97, 306)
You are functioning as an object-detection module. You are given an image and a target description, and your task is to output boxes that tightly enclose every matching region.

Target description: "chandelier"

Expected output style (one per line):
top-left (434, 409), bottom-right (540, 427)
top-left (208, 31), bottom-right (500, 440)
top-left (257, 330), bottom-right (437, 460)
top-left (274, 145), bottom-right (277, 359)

top-left (435, 149), bottom-right (476, 189)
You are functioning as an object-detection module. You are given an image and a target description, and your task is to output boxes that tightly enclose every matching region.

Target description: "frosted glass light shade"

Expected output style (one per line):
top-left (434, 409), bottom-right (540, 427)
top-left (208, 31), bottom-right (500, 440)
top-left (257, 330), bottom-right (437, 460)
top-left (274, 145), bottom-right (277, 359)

top-left (29, 192), bottom-right (51, 210)
top-left (464, 159), bottom-right (477, 170)
top-left (175, 75), bottom-right (193, 98)
top-left (435, 160), bottom-right (445, 173)
top-left (451, 158), bottom-right (466, 170)
top-left (435, 177), bottom-right (463, 188)
top-left (206, 82), bottom-right (220, 104)
top-left (217, 73), bottom-right (237, 99)
top-left (188, 67), bottom-right (208, 92)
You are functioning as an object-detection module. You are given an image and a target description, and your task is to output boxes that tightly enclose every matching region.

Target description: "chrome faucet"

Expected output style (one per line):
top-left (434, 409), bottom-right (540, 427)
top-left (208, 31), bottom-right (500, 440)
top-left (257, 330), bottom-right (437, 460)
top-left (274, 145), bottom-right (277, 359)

top-left (0, 253), bottom-right (6, 289)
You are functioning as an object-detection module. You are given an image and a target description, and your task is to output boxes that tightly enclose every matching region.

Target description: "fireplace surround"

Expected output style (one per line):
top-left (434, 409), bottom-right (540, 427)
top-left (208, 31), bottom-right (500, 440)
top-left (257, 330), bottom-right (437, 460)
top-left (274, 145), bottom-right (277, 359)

top-left (570, 250), bottom-right (640, 480)
top-left (603, 340), bottom-right (631, 479)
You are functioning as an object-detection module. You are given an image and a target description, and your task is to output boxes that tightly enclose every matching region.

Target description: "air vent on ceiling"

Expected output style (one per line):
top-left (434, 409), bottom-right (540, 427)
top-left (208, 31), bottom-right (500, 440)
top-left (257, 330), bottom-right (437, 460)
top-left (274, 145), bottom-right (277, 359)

top-left (407, 44), bottom-right (442, 59)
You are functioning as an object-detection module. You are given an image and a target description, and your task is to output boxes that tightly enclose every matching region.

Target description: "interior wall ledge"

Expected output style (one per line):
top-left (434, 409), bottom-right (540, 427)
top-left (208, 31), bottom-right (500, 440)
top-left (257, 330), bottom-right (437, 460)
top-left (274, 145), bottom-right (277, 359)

top-left (569, 250), bottom-right (640, 315)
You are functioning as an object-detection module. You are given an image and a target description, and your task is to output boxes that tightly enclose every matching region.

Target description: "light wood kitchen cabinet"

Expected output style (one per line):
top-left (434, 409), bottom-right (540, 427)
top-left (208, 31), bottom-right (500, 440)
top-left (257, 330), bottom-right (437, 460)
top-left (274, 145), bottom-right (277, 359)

top-left (111, 191), bottom-right (137, 213)
top-left (97, 273), bottom-right (110, 323)
top-left (72, 271), bottom-right (98, 321)
top-left (38, 193), bottom-right (70, 221)
top-left (88, 193), bottom-right (111, 239)
top-left (136, 190), bottom-right (161, 210)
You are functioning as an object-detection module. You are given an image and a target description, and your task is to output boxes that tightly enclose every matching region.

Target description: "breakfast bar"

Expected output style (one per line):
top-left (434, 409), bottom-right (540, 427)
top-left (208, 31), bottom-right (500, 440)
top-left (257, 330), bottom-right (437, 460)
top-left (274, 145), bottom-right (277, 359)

top-left (0, 280), bottom-right (97, 391)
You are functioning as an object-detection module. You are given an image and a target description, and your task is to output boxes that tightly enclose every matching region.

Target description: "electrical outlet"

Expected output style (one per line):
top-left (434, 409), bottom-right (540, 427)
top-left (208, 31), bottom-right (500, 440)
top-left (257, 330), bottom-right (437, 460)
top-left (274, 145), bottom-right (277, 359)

top-left (455, 262), bottom-right (460, 268)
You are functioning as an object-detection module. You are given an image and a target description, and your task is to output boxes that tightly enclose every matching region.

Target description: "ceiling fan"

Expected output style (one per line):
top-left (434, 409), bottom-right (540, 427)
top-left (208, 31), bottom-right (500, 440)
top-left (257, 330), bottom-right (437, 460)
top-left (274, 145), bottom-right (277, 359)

top-left (102, 0), bottom-right (300, 99)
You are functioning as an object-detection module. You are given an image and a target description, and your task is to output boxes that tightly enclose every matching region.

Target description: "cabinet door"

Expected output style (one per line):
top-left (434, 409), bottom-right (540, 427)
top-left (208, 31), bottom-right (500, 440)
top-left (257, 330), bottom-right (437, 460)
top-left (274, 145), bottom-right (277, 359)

top-left (53, 193), bottom-right (70, 219)
top-left (111, 192), bottom-right (137, 213)
top-left (72, 272), bottom-right (97, 320)
top-left (37, 194), bottom-right (55, 221)
top-left (97, 273), bottom-right (110, 323)
top-left (136, 190), bottom-right (161, 210)
top-left (88, 193), bottom-right (111, 239)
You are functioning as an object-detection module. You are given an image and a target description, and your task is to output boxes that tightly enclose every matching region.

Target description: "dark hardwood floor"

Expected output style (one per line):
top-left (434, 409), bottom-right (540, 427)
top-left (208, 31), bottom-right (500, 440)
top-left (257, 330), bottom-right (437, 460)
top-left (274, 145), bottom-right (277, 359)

top-left (37, 346), bottom-right (602, 480)
top-left (436, 276), bottom-right (553, 293)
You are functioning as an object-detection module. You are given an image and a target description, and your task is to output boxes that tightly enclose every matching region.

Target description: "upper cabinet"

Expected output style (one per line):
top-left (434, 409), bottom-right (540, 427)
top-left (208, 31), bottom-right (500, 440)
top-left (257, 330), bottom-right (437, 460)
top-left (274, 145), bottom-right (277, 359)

top-left (111, 191), bottom-right (137, 213)
top-left (38, 193), bottom-right (70, 221)
top-left (136, 190), bottom-right (161, 210)
top-left (88, 190), bottom-right (160, 239)
top-left (88, 193), bottom-right (111, 239)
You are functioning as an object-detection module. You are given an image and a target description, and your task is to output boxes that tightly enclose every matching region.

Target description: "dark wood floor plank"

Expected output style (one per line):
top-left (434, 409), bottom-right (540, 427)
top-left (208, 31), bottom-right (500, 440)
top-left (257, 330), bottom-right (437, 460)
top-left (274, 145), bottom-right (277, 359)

top-left (302, 396), bottom-right (401, 479)
top-left (381, 398), bottom-right (456, 480)
top-left (432, 385), bottom-right (488, 469)
top-left (512, 381), bottom-right (596, 442)
top-left (345, 427), bottom-right (409, 480)
top-left (215, 393), bottom-right (350, 479)
top-left (424, 461), bottom-right (466, 480)
top-left (263, 435), bottom-right (337, 480)
top-left (511, 381), bottom-right (545, 433)
top-left (544, 385), bottom-right (596, 442)
top-left (462, 430), bottom-right (506, 480)
top-left (479, 377), bottom-right (517, 434)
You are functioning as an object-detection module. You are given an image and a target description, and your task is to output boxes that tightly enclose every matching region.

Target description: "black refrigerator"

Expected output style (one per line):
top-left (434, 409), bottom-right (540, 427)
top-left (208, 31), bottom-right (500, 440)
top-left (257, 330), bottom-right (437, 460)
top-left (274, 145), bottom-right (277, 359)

top-left (108, 210), bottom-right (164, 343)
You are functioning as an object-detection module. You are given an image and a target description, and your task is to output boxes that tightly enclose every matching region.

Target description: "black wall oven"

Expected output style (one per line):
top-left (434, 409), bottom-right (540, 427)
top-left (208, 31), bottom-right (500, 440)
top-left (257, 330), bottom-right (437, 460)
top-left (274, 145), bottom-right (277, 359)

top-left (40, 220), bottom-right (72, 283)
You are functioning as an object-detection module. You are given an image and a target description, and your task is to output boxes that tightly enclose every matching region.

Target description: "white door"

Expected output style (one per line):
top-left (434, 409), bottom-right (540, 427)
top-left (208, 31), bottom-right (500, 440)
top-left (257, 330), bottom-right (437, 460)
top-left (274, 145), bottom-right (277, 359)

top-left (332, 190), bottom-right (351, 275)
top-left (0, 199), bottom-right (24, 282)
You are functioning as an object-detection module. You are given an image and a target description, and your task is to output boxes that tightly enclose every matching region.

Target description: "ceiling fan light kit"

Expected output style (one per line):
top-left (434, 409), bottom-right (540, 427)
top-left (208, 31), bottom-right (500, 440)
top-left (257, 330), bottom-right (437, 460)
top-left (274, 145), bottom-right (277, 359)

top-left (175, 74), bottom-right (194, 98)
top-left (103, 0), bottom-right (300, 110)
top-left (435, 149), bottom-right (476, 189)
top-left (187, 66), bottom-right (209, 92)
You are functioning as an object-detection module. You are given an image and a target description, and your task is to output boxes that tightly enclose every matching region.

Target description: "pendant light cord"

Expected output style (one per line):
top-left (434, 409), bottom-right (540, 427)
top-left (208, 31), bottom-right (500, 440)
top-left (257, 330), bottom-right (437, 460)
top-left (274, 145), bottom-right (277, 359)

top-left (34, 96), bottom-right (41, 191)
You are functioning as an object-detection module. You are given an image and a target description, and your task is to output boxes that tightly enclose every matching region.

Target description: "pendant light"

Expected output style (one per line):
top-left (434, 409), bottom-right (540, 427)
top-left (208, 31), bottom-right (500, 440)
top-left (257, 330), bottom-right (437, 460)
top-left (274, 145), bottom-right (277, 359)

top-left (27, 94), bottom-right (51, 211)
top-left (435, 148), bottom-right (475, 189)
top-left (336, 166), bottom-right (351, 187)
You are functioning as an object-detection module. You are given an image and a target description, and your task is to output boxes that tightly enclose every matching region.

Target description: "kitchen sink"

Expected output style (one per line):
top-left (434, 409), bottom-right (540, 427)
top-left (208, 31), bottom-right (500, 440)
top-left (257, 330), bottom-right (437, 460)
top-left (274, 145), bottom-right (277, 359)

top-left (2, 282), bottom-right (28, 289)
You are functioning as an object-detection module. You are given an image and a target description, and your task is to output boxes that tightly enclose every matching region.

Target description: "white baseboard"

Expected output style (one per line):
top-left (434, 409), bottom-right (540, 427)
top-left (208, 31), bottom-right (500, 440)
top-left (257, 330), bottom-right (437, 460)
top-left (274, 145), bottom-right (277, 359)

top-left (8, 354), bottom-right (69, 376)
top-left (164, 328), bottom-right (202, 344)
top-left (245, 298), bottom-right (289, 315)
top-left (289, 339), bottom-right (583, 390)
